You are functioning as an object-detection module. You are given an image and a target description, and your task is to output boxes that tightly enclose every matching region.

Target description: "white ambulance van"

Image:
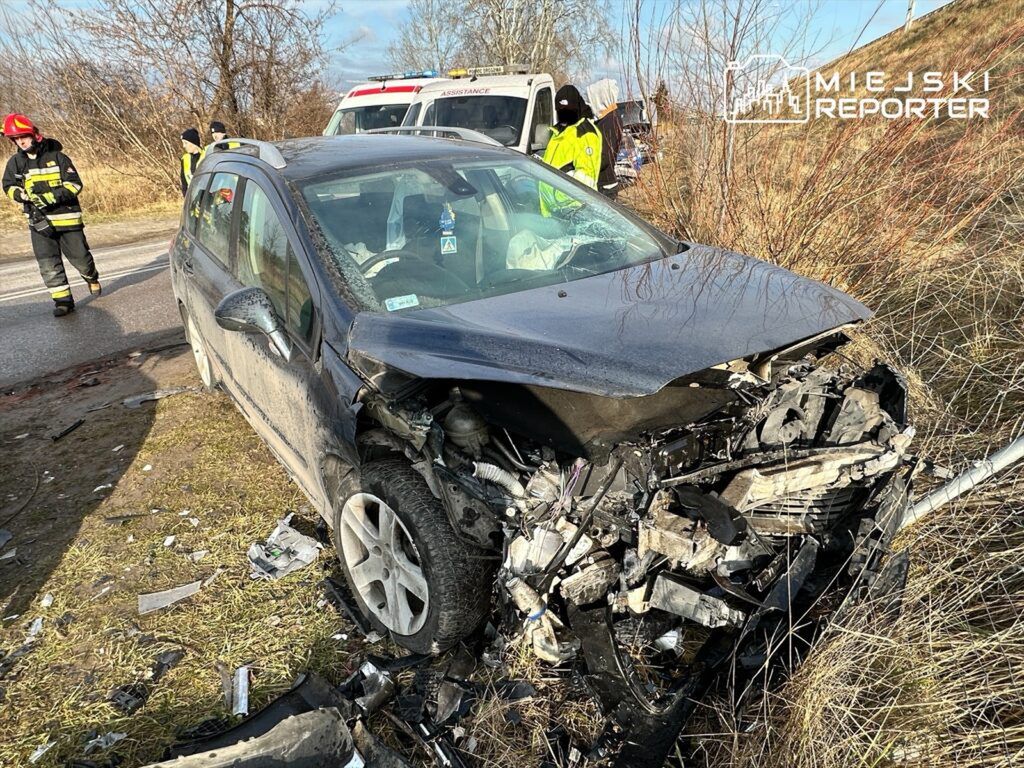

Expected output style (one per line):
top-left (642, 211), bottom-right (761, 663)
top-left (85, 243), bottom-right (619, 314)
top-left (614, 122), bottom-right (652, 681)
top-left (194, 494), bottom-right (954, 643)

top-left (324, 70), bottom-right (448, 135)
top-left (401, 66), bottom-right (556, 155)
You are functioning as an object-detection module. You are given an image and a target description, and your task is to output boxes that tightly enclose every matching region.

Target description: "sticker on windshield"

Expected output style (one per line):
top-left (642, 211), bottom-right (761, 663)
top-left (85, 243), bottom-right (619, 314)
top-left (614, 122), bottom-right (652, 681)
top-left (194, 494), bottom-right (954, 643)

top-left (385, 294), bottom-right (420, 312)
top-left (440, 236), bottom-right (457, 254)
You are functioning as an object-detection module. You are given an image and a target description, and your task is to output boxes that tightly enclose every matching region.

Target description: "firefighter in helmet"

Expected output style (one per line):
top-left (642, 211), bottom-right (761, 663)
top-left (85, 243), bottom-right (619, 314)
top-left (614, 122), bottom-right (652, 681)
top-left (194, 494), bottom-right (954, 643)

top-left (2, 113), bottom-right (101, 317)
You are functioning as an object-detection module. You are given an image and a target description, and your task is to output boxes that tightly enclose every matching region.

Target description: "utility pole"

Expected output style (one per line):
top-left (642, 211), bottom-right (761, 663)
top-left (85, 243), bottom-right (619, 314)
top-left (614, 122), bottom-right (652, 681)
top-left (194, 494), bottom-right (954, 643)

top-left (904, 0), bottom-right (916, 32)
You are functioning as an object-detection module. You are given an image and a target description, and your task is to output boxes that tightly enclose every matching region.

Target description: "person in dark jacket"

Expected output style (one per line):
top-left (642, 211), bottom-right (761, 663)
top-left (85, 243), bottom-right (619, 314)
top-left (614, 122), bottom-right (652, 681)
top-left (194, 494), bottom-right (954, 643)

top-left (2, 113), bottom-right (100, 316)
top-left (180, 127), bottom-right (205, 196)
top-left (586, 79), bottom-right (625, 199)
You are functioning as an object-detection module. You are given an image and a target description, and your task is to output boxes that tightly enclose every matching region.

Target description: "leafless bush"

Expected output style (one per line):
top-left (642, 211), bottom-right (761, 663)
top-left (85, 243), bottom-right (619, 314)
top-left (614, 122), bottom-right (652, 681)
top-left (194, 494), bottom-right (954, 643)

top-left (0, 0), bottom-right (342, 210)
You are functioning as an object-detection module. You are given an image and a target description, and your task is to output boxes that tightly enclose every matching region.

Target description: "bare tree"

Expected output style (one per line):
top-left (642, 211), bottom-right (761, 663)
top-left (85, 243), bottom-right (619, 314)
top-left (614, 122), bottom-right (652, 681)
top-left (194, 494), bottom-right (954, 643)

top-left (391, 0), bottom-right (614, 83)
top-left (0, 0), bottom-right (342, 193)
top-left (626, 0), bottom-right (826, 231)
top-left (386, 0), bottom-right (463, 72)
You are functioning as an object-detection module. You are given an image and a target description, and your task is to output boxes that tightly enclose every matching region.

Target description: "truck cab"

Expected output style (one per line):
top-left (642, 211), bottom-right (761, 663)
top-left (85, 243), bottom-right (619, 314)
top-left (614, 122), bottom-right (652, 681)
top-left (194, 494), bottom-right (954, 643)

top-left (401, 66), bottom-right (555, 155)
top-left (324, 70), bottom-right (448, 136)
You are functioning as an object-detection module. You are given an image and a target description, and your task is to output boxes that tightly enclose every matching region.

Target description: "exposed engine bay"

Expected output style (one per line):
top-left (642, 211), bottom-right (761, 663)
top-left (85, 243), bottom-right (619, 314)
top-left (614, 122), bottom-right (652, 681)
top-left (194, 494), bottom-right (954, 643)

top-left (353, 342), bottom-right (915, 765)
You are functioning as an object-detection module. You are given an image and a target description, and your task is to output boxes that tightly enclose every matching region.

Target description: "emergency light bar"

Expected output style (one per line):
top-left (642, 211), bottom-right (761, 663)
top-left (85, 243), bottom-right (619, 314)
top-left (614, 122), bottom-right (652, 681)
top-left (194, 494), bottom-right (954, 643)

top-left (447, 64), bottom-right (530, 78)
top-left (367, 69), bottom-right (439, 82)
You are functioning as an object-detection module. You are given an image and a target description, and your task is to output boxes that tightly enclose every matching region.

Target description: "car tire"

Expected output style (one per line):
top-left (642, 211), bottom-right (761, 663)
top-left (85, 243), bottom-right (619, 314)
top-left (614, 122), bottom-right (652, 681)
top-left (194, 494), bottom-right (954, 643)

top-left (334, 459), bottom-right (493, 654)
top-left (183, 310), bottom-right (218, 390)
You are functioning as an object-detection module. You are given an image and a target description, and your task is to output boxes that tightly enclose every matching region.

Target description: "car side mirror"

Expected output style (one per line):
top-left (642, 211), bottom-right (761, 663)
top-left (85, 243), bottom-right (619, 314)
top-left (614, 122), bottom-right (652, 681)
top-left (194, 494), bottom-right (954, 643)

top-left (215, 286), bottom-right (292, 361)
top-left (530, 123), bottom-right (550, 153)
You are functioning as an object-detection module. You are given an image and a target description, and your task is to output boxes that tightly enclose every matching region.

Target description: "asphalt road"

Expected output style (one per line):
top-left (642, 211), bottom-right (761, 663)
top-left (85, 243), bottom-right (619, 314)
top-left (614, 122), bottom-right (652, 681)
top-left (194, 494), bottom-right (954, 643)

top-left (0, 237), bottom-right (182, 390)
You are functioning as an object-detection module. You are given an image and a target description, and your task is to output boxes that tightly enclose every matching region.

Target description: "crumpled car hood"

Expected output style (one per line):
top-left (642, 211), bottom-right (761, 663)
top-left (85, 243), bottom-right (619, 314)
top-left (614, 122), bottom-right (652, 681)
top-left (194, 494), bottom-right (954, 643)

top-left (347, 244), bottom-right (871, 398)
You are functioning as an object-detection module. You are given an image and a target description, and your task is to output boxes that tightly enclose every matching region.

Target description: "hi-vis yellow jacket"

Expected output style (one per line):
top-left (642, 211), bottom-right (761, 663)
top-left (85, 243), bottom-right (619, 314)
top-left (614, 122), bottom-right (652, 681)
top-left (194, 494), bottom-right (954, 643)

top-left (540, 118), bottom-right (602, 213)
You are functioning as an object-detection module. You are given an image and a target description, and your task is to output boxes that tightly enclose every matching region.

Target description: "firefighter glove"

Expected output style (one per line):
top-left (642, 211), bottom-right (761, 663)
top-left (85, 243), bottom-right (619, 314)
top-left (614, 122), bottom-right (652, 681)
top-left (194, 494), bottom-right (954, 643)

top-left (29, 191), bottom-right (57, 208)
top-left (11, 187), bottom-right (28, 203)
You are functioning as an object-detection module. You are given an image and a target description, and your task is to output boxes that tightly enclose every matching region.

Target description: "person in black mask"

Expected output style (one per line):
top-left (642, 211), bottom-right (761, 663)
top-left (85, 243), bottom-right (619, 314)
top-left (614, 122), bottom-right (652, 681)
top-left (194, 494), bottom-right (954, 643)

top-left (540, 85), bottom-right (603, 213)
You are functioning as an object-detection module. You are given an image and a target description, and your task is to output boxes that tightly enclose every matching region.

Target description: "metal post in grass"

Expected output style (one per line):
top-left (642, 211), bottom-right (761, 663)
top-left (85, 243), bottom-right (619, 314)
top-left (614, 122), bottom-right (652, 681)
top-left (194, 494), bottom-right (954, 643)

top-left (900, 434), bottom-right (1024, 531)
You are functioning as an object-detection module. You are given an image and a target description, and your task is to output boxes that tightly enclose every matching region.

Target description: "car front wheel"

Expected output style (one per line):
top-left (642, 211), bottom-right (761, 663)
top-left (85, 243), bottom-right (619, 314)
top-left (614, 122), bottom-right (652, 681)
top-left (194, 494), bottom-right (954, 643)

top-left (334, 459), bottom-right (493, 654)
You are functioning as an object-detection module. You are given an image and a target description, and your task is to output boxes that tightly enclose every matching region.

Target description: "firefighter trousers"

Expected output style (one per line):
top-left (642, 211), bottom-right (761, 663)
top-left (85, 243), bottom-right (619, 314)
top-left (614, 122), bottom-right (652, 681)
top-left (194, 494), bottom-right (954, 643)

top-left (31, 228), bottom-right (99, 304)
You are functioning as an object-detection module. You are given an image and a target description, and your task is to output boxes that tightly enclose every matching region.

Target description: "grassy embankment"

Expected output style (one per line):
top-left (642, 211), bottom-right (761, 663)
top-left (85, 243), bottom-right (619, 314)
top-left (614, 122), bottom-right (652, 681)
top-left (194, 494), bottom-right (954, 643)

top-left (625, 0), bottom-right (1024, 764)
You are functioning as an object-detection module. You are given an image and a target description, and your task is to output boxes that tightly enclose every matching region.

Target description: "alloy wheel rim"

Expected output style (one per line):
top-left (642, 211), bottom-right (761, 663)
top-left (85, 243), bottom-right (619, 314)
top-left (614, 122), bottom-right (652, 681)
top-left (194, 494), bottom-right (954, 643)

top-left (339, 492), bottom-right (429, 635)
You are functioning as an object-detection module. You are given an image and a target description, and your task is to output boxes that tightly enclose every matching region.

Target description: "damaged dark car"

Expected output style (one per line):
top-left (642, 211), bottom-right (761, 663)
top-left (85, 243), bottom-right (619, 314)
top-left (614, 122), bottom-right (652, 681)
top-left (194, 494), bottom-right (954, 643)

top-left (170, 134), bottom-right (914, 764)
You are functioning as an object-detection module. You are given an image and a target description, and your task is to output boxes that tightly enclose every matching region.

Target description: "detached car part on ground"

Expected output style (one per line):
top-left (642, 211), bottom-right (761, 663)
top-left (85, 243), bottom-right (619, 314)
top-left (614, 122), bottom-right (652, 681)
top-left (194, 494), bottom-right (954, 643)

top-left (171, 135), bottom-right (915, 766)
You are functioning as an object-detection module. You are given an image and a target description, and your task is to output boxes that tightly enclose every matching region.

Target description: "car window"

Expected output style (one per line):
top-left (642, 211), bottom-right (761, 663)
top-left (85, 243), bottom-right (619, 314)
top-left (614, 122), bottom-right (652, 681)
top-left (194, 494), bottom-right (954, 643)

top-left (197, 172), bottom-right (239, 267)
top-left (330, 104), bottom-right (409, 134)
top-left (430, 96), bottom-right (527, 146)
top-left (287, 258), bottom-right (315, 342)
top-left (403, 102), bottom-right (421, 126)
top-left (529, 87), bottom-right (553, 151)
top-left (421, 102), bottom-right (435, 125)
top-left (236, 181), bottom-right (316, 344)
top-left (184, 173), bottom-right (210, 236)
top-left (299, 156), bottom-right (666, 314)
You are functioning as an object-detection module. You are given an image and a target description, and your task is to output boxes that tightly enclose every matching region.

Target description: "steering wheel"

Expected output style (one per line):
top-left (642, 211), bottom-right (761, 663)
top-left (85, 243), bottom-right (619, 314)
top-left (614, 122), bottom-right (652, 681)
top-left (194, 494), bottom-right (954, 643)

top-left (358, 248), bottom-right (438, 276)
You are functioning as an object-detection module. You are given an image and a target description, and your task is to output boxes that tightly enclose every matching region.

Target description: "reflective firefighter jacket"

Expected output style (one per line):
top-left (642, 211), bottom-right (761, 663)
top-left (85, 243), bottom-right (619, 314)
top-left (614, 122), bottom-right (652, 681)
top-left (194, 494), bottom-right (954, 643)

top-left (180, 149), bottom-right (205, 196)
top-left (2, 138), bottom-right (86, 231)
top-left (540, 118), bottom-right (602, 213)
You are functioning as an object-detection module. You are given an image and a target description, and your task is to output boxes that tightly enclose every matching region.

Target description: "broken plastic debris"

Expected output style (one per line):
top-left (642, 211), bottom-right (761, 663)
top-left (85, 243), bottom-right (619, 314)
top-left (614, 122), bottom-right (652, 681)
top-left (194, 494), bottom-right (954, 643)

top-left (93, 483), bottom-right (114, 493)
top-left (51, 418), bottom-right (84, 441)
top-left (91, 585), bottom-right (113, 601)
top-left (0, 547), bottom-right (18, 561)
top-left (14, 433), bottom-right (29, 440)
top-left (138, 580), bottom-right (201, 615)
top-left (123, 387), bottom-right (195, 409)
top-left (247, 515), bottom-right (322, 580)
top-left (232, 665), bottom-right (250, 716)
top-left (188, 517), bottom-right (200, 527)
top-left (84, 731), bottom-right (127, 754)
top-left (143, 464), bottom-right (153, 472)
top-left (0, 529), bottom-right (11, 550)
top-left (113, 444), bottom-right (125, 452)
top-left (28, 740), bottom-right (56, 763)
top-left (164, 535), bottom-right (176, 547)
top-left (40, 593), bottom-right (53, 609)
top-left (187, 550), bottom-right (208, 563)
top-left (27, 616), bottom-right (43, 640)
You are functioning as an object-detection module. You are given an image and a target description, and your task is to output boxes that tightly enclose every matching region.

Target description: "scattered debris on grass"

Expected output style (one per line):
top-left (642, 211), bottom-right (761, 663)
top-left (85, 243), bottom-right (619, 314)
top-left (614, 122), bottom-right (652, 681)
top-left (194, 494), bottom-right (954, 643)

top-left (123, 387), bottom-right (196, 409)
top-left (137, 581), bottom-right (201, 615)
top-left (231, 665), bottom-right (250, 716)
top-left (84, 731), bottom-right (127, 754)
top-left (247, 514), bottom-right (322, 580)
top-left (109, 649), bottom-right (186, 715)
top-left (51, 418), bottom-right (85, 441)
top-left (27, 740), bottom-right (56, 764)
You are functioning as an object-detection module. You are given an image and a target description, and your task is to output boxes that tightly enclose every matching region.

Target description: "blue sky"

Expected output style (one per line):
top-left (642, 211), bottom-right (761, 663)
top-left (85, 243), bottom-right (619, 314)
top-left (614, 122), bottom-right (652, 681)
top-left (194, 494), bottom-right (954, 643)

top-left (324, 0), bottom-right (955, 86)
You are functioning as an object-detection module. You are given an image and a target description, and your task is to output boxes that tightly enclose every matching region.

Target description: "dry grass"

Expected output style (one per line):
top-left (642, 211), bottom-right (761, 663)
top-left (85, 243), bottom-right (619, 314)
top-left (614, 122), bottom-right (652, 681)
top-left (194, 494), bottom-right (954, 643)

top-left (621, 0), bottom-right (1024, 765)
top-left (0, 161), bottom-right (180, 233)
top-left (0, 392), bottom-right (365, 767)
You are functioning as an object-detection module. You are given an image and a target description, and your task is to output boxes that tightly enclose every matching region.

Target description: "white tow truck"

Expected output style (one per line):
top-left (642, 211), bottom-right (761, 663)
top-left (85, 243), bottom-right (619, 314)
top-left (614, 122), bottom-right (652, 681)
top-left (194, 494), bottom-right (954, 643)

top-left (400, 65), bottom-right (556, 155)
top-left (324, 70), bottom-right (449, 136)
